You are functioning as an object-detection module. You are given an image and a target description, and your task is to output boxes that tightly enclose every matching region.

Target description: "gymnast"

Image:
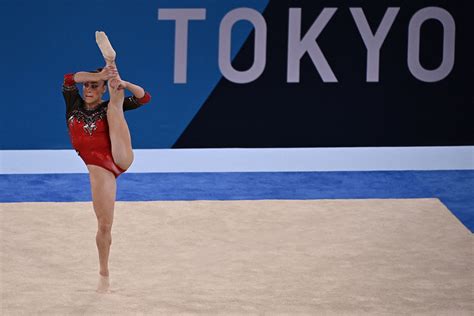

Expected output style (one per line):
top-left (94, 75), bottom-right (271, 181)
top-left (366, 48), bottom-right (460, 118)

top-left (62, 31), bottom-right (151, 293)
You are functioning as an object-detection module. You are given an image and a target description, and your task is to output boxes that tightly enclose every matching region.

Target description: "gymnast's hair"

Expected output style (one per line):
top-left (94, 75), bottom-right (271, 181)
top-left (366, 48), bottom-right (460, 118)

top-left (89, 68), bottom-right (107, 85)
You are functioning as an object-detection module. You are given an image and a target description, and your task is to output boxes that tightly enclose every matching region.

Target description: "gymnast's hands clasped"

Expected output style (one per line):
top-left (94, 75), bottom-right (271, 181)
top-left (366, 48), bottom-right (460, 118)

top-left (99, 66), bottom-right (119, 82)
top-left (108, 71), bottom-right (127, 91)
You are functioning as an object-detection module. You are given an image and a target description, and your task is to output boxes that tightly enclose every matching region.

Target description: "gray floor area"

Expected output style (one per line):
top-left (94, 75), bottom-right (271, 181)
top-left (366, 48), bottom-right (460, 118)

top-left (1, 199), bottom-right (473, 315)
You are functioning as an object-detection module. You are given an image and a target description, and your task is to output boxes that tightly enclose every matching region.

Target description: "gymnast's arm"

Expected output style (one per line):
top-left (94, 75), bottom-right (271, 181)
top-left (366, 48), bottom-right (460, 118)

top-left (73, 66), bottom-right (117, 83)
top-left (62, 73), bottom-right (81, 115)
top-left (122, 81), bottom-right (145, 99)
top-left (119, 80), bottom-right (152, 111)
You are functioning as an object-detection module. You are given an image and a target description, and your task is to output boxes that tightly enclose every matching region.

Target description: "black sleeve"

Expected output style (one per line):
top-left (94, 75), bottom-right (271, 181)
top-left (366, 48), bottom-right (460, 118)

top-left (123, 91), bottom-right (151, 112)
top-left (123, 95), bottom-right (142, 112)
top-left (62, 73), bottom-right (82, 118)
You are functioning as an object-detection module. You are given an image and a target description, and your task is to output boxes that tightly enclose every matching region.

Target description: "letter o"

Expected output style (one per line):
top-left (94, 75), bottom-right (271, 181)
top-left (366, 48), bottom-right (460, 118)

top-left (219, 8), bottom-right (267, 83)
top-left (407, 7), bottom-right (455, 82)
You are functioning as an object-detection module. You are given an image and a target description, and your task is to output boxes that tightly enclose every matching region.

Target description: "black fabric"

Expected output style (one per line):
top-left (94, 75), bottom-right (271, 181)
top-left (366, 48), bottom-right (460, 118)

top-left (173, 0), bottom-right (473, 148)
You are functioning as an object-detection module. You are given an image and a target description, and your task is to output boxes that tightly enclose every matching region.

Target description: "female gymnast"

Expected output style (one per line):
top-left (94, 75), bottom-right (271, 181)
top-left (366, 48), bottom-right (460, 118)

top-left (62, 31), bottom-right (151, 293)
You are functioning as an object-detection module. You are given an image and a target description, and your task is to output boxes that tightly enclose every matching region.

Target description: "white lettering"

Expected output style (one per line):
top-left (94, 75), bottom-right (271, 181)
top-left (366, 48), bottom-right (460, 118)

top-left (158, 9), bottom-right (206, 83)
top-left (287, 8), bottom-right (338, 83)
top-left (219, 8), bottom-right (267, 83)
top-left (407, 7), bottom-right (455, 82)
top-left (350, 7), bottom-right (399, 82)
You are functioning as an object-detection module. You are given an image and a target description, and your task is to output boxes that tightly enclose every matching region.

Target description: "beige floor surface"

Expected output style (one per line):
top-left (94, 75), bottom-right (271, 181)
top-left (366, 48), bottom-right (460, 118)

top-left (1, 198), bottom-right (473, 315)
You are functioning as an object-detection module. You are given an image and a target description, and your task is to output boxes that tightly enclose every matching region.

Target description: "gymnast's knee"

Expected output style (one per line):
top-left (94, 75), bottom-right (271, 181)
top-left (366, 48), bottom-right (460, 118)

top-left (97, 221), bottom-right (113, 235)
top-left (116, 151), bottom-right (134, 171)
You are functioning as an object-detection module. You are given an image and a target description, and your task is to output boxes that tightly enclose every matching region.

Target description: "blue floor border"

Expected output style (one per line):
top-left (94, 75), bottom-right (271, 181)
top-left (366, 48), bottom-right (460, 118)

top-left (1, 170), bottom-right (473, 233)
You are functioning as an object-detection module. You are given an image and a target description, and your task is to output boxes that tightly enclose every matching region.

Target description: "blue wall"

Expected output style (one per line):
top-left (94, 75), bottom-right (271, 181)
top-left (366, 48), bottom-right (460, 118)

top-left (0, 0), bottom-right (268, 149)
top-left (1, 1), bottom-right (471, 150)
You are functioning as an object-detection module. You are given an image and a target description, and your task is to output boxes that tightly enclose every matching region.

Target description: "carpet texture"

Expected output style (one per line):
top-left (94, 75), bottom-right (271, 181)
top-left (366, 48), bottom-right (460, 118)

top-left (1, 198), bottom-right (472, 315)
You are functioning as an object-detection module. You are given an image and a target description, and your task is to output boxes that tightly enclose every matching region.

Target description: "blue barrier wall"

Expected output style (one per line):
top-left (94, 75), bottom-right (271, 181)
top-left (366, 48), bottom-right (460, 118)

top-left (0, 1), bottom-right (472, 150)
top-left (0, 0), bottom-right (268, 149)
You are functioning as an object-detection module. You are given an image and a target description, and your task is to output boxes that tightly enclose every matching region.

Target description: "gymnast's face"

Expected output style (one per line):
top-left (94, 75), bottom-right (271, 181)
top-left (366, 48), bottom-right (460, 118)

top-left (83, 81), bottom-right (107, 105)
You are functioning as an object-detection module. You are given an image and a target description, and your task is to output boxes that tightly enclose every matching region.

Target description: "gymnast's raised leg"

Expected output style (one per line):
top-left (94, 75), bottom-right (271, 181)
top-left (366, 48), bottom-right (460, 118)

top-left (96, 31), bottom-right (134, 171)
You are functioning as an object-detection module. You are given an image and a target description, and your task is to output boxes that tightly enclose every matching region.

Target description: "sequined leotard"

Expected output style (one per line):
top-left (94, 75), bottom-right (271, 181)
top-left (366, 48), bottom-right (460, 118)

top-left (62, 73), bottom-right (151, 177)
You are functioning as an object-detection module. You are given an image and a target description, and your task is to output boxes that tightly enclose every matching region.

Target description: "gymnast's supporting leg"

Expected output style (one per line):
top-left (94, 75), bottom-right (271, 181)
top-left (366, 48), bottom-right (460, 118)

top-left (87, 165), bottom-right (117, 293)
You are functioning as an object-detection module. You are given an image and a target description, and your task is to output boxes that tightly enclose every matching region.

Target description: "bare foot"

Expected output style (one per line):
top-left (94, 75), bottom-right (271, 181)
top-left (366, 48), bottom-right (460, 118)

top-left (96, 274), bottom-right (112, 294)
top-left (95, 31), bottom-right (116, 63)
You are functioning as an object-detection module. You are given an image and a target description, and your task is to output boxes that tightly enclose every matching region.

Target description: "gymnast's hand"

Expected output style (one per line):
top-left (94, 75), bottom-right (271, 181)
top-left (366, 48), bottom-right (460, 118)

top-left (109, 77), bottom-right (128, 91)
top-left (99, 65), bottom-right (119, 81)
top-left (109, 77), bottom-right (125, 103)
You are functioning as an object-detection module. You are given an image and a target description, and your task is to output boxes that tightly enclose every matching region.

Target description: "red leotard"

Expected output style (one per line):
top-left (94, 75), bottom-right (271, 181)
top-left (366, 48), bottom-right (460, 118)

top-left (62, 73), bottom-right (151, 178)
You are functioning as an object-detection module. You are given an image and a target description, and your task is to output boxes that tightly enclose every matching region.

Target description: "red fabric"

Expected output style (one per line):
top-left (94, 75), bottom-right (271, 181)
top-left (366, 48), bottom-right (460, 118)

top-left (64, 73), bottom-right (76, 86)
top-left (68, 115), bottom-right (126, 178)
top-left (137, 91), bottom-right (151, 104)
